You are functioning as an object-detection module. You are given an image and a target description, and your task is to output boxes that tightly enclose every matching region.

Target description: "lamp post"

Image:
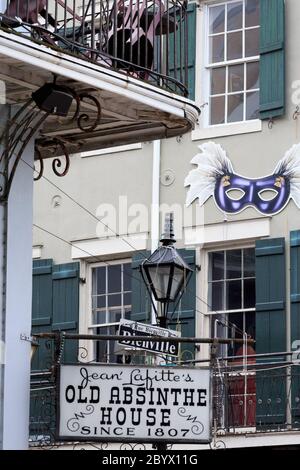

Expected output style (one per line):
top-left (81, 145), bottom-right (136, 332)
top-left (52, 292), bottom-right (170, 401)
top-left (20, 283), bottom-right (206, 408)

top-left (141, 213), bottom-right (193, 329)
top-left (141, 213), bottom-right (193, 451)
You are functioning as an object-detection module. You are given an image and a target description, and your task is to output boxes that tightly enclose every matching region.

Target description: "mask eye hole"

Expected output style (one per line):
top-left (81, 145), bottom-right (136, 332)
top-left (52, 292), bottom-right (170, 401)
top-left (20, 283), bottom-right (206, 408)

top-left (225, 188), bottom-right (245, 201)
top-left (258, 189), bottom-right (278, 202)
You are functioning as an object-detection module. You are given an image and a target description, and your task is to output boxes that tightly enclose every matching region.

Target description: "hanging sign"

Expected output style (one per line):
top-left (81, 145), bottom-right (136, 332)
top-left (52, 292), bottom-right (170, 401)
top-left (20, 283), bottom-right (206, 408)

top-left (117, 319), bottom-right (180, 357)
top-left (58, 364), bottom-right (211, 444)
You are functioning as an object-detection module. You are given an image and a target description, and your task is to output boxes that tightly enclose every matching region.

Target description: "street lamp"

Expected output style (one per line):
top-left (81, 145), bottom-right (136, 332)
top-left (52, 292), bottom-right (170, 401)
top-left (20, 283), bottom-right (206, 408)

top-left (141, 213), bottom-right (193, 329)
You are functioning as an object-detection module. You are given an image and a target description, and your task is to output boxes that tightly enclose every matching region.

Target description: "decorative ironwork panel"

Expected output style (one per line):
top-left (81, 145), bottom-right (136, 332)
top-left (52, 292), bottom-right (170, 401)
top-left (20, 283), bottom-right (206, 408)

top-left (0, 0), bottom-right (190, 96)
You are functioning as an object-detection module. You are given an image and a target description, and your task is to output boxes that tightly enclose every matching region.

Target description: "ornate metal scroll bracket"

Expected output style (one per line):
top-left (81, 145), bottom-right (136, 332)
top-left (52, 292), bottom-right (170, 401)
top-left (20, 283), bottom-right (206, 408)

top-left (34, 139), bottom-right (71, 181)
top-left (0, 86), bottom-right (102, 200)
top-left (0, 99), bottom-right (50, 203)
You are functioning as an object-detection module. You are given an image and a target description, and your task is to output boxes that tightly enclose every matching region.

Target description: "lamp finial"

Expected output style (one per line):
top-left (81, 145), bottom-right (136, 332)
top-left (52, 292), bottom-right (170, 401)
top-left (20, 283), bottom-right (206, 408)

top-left (160, 212), bottom-right (176, 245)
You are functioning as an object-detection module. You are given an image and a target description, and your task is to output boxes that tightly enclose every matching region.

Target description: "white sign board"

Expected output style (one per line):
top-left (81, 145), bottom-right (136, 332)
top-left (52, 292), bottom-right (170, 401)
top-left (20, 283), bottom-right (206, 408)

top-left (117, 319), bottom-right (180, 356)
top-left (59, 364), bottom-right (211, 444)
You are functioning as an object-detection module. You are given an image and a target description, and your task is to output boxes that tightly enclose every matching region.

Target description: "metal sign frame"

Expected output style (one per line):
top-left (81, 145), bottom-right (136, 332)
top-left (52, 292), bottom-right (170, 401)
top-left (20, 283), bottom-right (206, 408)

top-left (117, 319), bottom-right (181, 357)
top-left (56, 363), bottom-right (212, 445)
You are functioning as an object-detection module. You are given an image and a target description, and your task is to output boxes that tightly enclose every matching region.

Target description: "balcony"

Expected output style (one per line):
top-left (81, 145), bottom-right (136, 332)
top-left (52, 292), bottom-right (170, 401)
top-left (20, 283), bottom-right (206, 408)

top-left (0, 0), bottom-right (199, 159)
top-left (212, 355), bottom-right (300, 448)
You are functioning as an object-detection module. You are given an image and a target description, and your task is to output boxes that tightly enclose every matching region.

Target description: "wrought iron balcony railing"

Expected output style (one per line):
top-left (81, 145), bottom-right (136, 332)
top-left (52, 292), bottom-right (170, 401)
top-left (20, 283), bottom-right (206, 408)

top-left (213, 358), bottom-right (300, 435)
top-left (0, 0), bottom-right (190, 97)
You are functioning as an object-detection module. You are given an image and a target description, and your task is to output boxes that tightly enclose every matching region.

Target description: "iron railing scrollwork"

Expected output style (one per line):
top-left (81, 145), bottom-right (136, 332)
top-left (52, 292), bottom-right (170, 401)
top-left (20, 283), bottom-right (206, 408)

top-left (29, 333), bottom-right (300, 449)
top-left (0, 86), bottom-right (102, 194)
top-left (0, 0), bottom-right (190, 97)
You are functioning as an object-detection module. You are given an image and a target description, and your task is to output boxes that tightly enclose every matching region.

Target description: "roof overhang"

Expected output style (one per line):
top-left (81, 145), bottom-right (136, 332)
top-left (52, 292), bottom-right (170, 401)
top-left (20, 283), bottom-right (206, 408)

top-left (0, 29), bottom-right (200, 158)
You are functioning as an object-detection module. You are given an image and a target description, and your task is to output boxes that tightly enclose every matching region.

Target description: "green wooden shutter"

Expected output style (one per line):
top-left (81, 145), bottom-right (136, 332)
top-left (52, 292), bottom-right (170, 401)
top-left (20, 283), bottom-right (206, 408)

top-left (131, 251), bottom-right (151, 323)
top-left (168, 249), bottom-right (196, 362)
top-left (30, 260), bottom-right (80, 437)
top-left (290, 231), bottom-right (300, 426)
top-left (255, 238), bottom-right (286, 427)
top-left (259, 0), bottom-right (285, 120)
top-left (168, 2), bottom-right (196, 99)
top-left (52, 262), bottom-right (80, 363)
top-left (32, 259), bottom-right (53, 372)
top-left (31, 259), bottom-right (54, 437)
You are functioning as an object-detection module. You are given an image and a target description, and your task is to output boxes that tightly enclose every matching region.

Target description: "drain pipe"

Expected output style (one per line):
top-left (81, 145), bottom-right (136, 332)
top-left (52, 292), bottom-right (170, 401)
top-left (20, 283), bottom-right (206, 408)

top-left (150, 140), bottom-right (161, 326)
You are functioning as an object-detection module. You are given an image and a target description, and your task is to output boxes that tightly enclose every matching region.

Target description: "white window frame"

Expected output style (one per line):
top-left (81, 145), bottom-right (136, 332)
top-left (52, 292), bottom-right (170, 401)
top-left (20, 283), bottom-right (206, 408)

top-left (204, 244), bottom-right (256, 354)
top-left (207, 246), bottom-right (256, 315)
top-left (192, 0), bottom-right (262, 141)
top-left (86, 258), bottom-right (132, 362)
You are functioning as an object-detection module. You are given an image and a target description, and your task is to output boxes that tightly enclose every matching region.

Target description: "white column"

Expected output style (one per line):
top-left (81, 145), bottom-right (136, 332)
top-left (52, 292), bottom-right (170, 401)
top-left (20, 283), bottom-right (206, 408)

top-left (0, 103), bottom-right (9, 450)
top-left (2, 139), bottom-right (34, 449)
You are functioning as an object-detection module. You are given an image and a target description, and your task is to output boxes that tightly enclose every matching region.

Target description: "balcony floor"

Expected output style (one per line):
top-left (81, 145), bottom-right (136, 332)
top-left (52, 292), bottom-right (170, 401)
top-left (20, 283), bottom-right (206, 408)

top-left (0, 29), bottom-right (199, 158)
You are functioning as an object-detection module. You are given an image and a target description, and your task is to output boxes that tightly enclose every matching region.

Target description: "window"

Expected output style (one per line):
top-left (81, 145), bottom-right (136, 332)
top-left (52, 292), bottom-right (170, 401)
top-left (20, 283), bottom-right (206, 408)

top-left (207, 0), bottom-right (260, 125)
top-left (90, 261), bottom-right (131, 362)
top-left (208, 248), bottom-right (256, 357)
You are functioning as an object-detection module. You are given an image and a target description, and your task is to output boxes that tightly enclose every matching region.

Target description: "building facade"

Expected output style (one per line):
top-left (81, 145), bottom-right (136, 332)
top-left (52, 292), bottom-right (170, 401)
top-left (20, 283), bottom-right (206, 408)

top-left (31, 0), bottom-right (300, 449)
top-left (0, 0), bottom-right (198, 449)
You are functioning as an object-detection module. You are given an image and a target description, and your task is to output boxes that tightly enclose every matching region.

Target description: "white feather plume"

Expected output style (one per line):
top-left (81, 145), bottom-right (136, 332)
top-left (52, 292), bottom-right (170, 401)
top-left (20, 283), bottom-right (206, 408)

top-left (273, 143), bottom-right (300, 209)
top-left (184, 142), bottom-right (233, 206)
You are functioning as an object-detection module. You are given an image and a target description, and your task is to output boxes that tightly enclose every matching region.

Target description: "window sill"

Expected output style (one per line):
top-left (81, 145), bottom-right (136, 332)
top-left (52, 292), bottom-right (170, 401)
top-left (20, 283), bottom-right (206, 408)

top-left (191, 120), bottom-right (262, 141)
top-left (81, 143), bottom-right (142, 158)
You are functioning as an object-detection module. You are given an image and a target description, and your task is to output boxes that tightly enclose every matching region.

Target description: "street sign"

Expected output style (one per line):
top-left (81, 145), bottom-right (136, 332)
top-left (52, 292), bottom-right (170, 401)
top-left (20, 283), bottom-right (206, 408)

top-left (58, 364), bottom-right (211, 444)
top-left (117, 319), bottom-right (180, 356)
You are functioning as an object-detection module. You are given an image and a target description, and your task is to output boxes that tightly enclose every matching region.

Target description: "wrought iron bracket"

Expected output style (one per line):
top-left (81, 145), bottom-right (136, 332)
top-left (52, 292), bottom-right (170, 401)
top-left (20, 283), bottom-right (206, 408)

top-left (0, 99), bottom-right (50, 203)
top-left (0, 86), bottom-right (102, 202)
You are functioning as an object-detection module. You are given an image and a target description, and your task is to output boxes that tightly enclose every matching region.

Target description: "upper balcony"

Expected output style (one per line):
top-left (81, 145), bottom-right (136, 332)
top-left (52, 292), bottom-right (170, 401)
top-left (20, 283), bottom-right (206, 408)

top-left (0, 0), bottom-right (199, 158)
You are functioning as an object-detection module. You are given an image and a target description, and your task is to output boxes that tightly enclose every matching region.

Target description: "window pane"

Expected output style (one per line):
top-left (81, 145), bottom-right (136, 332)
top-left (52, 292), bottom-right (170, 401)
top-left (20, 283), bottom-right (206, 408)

top-left (244, 248), bottom-right (255, 277)
top-left (209, 5), bottom-right (225, 34)
top-left (245, 311), bottom-right (256, 344)
top-left (108, 293), bottom-right (122, 307)
top-left (227, 31), bottom-right (242, 60)
top-left (226, 250), bottom-right (242, 279)
top-left (211, 281), bottom-right (224, 311)
top-left (228, 312), bottom-right (243, 356)
top-left (108, 265), bottom-right (121, 293)
top-left (95, 326), bottom-right (109, 362)
top-left (246, 61), bottom-right (259, 90)
top-left (211, 67), bottom-right (226, 95)
top-left (244, 278), bottom-right (256, 308)
top-left (227, 1), bottom-right (243, 31)
top-left (245, 28), bottom-right (259, 57)
top-left (93, 310), bottom-right (106, 324)
top-left (245, 0), bottom-right (259, 28)
top-left (210, 251), bottom-right (225, 280)
top-left (92, 295), bottom-right (106, 309)
top-left (95, 266), bottom-right (106, 295)
top-left (210, 34), bottom-right (225, 63)
top-left (228, 93), bottom-right (244, 123)
top-left (92, 269), bottom-right (97, 295)
top-left (228, 64), bottom-right (244, 93)
top-left (109, 309), bottom-right (122, 323)
top-left (226, 280), bottom-right (242, 309)
top-left (210, 95), bottom-right (225, 125)
top-left (125, 308), bottom-right (131, 320)
top-left (123, 263), bottom-right (131, 292)
top-left (246, 91), bottom-right (259, 120)
top-left (124, 292), bottom-right (131, 306)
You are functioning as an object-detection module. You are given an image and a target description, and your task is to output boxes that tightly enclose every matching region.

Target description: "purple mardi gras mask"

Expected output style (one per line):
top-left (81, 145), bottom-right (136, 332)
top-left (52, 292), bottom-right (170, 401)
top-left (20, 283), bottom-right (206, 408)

top-left (185, 142), bottom-right (300, 216)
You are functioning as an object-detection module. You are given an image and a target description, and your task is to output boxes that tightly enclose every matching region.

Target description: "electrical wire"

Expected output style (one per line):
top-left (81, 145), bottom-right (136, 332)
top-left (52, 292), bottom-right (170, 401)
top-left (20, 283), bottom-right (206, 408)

top-left (22, 155), bottom-right (248, 337)
top-left (33, 222), bottom-right (232, 333)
